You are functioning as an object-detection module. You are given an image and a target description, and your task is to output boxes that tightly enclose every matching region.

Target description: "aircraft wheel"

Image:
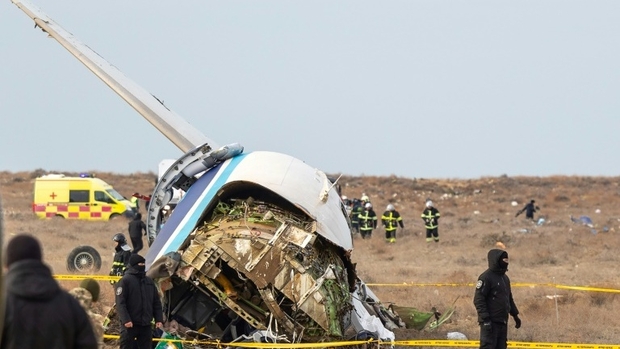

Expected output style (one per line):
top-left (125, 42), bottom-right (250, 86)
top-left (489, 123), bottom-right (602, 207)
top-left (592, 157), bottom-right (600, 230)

top-left (66, 245), bottom-right (102, 272)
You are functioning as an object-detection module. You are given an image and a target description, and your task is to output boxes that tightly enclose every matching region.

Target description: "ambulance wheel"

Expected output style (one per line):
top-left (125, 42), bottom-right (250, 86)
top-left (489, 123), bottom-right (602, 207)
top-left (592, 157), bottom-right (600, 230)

top-left (67, 246), bottom-right (102, 272)
top-left (108, 213), bottom-right (121, 221)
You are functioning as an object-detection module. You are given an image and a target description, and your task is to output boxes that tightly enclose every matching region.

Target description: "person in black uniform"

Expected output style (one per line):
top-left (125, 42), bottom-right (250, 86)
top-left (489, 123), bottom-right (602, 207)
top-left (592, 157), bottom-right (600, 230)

top-left (473, 249), bottom-right (521, 349)
top-left (115, 254), bottom-right (164, 349)
top-left (127, 212), bottom-right (147, 254)
top-left (109, 233), bottom-right (132, 285)
top-left (515, 200), bottom-right (539, 220)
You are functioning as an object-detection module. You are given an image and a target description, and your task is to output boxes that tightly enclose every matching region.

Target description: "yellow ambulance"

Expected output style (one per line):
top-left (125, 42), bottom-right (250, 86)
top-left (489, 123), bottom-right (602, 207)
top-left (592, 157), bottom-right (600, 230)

top-left (33, 174), bottom-right (133, 220)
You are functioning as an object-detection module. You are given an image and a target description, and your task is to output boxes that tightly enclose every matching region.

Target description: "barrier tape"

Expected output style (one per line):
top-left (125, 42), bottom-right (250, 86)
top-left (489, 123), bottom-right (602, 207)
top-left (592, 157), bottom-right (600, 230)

top-left (393, 341), bottom-right (620, 349)
top-left (101, 334), bottom-right (620, 349)
top-left (55, 274), bottom-right (120, 282)
top-left (103, 333), bottom-right (374, 348)
top-left (364, 282), bottom-right (620, 294)
top-left (67, 276), bottom-right (619, 347)
top-left (56, 275), bottom-right (620, 294)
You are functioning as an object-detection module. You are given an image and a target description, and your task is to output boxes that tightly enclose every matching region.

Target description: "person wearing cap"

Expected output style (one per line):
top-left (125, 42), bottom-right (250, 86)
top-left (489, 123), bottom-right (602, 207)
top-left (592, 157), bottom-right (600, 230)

top-left (69, 278), bottom-right (106, 349)
top-left (381, 204), bottom-right (404, 243)
top-left (1, 234), bottom-right (97, 349)
top-left (115, 254), bottom-right (164, 349)
top-left (421, 200), bottom-right (440, 244)
top-left (358, 202), bottom-right (377, 239)
top-left (474, 249), bottom-right (521, 349)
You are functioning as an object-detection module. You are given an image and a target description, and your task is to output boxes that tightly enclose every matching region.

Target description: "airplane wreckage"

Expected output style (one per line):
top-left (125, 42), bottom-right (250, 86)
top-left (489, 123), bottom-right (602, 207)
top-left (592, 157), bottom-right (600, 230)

top-left (12, 0), bottom-right (453, 345)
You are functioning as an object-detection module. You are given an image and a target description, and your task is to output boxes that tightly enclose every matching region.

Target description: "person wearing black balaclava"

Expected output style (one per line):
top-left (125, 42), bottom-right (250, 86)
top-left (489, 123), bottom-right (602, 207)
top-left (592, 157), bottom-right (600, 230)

top-left (115, 254), bottom-right (163, 349)
top-left (473, 249), bottom-right (521, 349)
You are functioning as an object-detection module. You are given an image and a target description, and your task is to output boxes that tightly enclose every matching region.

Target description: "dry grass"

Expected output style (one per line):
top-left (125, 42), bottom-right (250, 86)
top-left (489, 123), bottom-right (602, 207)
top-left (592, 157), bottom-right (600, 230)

top-left (2, 171), bottom-right (620, 343)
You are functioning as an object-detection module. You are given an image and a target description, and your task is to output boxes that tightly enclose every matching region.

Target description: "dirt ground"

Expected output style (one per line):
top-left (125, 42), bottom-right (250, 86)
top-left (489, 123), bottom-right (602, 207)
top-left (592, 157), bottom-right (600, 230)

top-left (1, 171), bottom-right (619, 344)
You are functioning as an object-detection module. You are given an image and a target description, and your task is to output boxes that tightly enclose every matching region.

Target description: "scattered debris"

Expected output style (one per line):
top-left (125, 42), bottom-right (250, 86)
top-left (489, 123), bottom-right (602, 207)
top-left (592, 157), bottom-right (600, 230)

top-left (537, 218), bottom-right (546, 226)
top-left (545, 295), bottom-right (564, 300)
top-left (447, 332), bottom-right (468, 340)
top-left (570, 215), bottom-right (594, 228)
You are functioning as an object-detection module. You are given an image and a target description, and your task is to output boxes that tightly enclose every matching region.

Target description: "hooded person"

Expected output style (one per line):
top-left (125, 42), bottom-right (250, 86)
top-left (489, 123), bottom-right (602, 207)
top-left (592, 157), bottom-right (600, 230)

top-left (115, 254), bottom-right (164, 349)
top-left (473, 249), bottom-right (521, 349)
top-left (69, 278), bottom-right (106, 348)
top-left (1, 234), bottom-right (97, 349)
top-left (127, 212), bottom-right (147, 254)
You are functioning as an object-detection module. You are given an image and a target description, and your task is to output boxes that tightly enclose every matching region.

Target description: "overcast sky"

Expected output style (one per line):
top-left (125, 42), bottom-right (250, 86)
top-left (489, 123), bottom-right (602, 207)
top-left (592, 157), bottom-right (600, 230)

top-left (2, 1), bottom-right (619, 179)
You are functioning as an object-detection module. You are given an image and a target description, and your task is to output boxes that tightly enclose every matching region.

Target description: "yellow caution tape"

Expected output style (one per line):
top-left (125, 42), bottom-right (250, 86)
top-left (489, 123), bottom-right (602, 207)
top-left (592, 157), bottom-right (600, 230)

top-left (365, 282), bottom-right (620, 294)
top-left (101, 335), bottom-right (620, 349)
top-left (54, 274), bottom-right (120, 282)
top-left (393, 341), bottom-right (620, 349)
top-left (56, 275), bottom-right (620, 293)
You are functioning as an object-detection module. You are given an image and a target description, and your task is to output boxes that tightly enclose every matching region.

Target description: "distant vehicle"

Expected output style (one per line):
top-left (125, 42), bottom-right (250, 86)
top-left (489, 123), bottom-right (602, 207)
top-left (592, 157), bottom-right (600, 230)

top-left (33, 174), bottom-right (134, 220)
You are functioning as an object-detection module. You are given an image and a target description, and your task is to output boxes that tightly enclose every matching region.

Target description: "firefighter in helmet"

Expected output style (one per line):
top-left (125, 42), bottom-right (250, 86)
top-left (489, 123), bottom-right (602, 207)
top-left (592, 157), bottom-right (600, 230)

top-left (110, 233), bottom-right (132, 285)
top-left (381, 204), bottom-right (404, 243)
top-left (358, 202), bottom-right (377, 239)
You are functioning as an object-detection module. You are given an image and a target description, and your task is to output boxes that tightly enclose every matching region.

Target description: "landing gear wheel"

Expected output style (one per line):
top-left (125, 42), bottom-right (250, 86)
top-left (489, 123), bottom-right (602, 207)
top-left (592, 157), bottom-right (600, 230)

top-left (66, 245), bottom-right (102, 272)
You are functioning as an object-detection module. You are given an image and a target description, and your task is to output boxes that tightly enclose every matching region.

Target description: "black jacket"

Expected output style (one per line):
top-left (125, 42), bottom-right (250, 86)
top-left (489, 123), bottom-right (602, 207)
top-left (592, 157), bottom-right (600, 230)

top-left (1, 260), bottom-right (97, 349)
top-left (473, 249), bottom-right (519, 324)
top-left (110, 244), bottom-right (132, 277)
top-left (115, 266), bottom-right (164, 327)
top-left (421, 207), bottom-right (440, 229)
top-left (128, 216), bottom-right (147, 239)
top-left (358, 209), bottom-right (378, 230)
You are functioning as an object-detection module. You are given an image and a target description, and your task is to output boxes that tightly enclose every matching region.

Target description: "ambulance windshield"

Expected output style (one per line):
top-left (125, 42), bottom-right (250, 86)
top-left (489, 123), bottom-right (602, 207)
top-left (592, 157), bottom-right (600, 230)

top-left (106, 189), bottom-right (126, 201)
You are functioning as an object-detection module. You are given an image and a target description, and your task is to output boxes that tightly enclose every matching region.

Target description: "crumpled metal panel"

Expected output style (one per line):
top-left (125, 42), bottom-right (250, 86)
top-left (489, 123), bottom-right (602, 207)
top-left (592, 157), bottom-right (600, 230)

top-left (171, 199), bottom-right (354, 340)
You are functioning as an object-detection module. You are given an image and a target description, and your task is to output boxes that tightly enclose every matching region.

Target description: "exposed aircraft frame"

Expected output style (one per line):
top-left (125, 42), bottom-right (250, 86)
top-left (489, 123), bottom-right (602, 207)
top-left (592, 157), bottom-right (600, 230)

top-left (12, 0), bottom-right (406, 344)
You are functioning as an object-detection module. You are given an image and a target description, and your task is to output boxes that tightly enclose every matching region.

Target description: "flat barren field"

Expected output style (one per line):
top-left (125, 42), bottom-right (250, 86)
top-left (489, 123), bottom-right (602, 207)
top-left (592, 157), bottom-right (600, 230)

top-left (1, 171), bottom-right (619, 344)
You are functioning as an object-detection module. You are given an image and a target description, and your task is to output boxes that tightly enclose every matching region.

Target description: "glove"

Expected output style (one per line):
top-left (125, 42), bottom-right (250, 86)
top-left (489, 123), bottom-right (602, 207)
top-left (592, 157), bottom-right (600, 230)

top-left (482, 321), bottom-right (492, 331)
top-left (513, 315), bottom-right (521, 329)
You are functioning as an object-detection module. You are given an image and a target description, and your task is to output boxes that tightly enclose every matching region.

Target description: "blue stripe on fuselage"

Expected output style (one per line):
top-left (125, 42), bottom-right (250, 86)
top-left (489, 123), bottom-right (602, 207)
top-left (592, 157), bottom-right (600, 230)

top-left (145, 154), bottom-right (247, 268)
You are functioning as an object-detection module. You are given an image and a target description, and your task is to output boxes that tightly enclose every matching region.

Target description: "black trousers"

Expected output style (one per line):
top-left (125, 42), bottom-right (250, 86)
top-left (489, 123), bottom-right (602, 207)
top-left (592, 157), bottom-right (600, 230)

top-left (479, 322), bottom-right (508, 349)
top-left (425, 228), bottom-right (439, 242)
top-left (360, 229), bottom-right (373, 239)
top-left (130, 235), bottom-right (143, 254)
top-left (120, 324), bottom-right (153, 349)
